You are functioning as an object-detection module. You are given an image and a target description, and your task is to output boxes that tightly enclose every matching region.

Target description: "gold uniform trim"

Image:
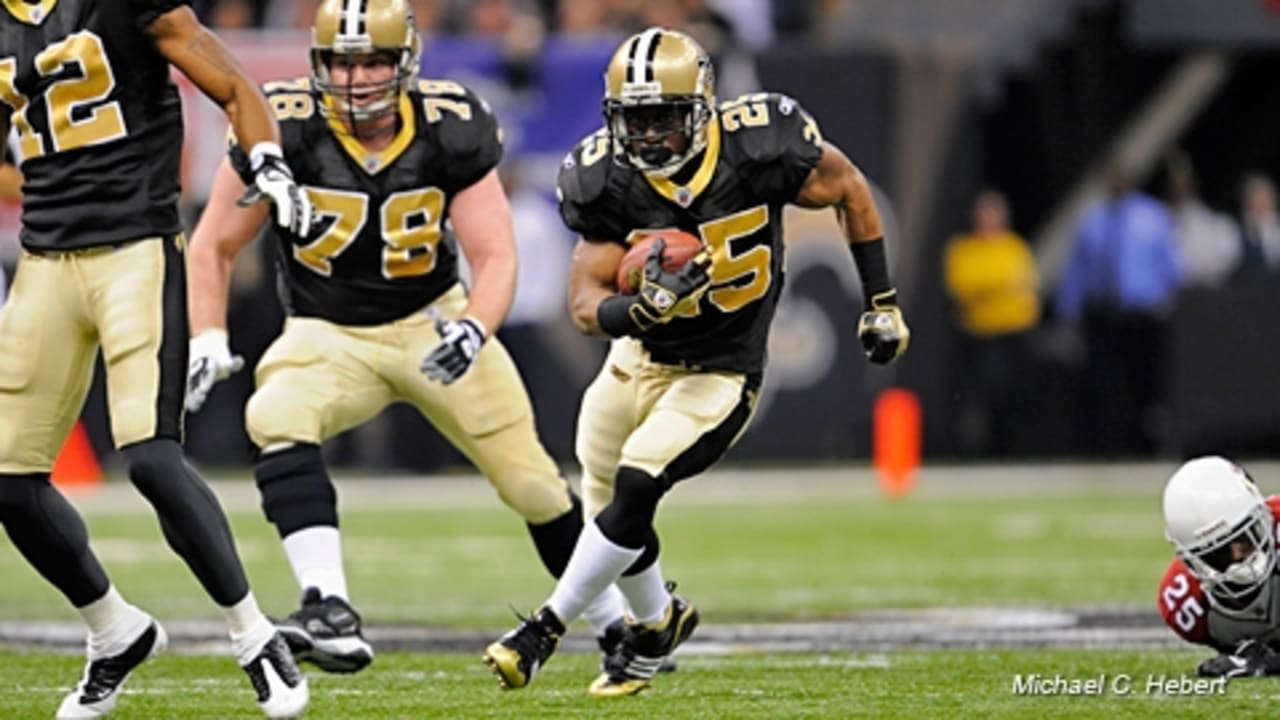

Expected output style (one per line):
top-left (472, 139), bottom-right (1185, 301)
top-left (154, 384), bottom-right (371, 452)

top-left (644, 117), bottom-right (721, 205)
top-left (325, 93), bottom-right (416, 175)
top-left (3, 0), bottom-right (56, 24)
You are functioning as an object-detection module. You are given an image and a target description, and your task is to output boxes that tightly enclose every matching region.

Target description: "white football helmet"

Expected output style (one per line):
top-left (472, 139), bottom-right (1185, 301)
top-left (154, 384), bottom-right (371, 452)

top-left (1163, 456), bottom-right (1276, 606)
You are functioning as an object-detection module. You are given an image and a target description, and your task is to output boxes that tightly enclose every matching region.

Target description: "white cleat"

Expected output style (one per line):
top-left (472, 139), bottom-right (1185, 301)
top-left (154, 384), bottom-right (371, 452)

top-left (241, 632), bottom-right (309, 718)
top-left (57, 620), bottom-right (167, 719)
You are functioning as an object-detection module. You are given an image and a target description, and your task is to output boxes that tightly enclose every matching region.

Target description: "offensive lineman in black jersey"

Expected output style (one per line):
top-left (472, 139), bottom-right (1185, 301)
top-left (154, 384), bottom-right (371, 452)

top-left (485, 28), bottom-right (910, 697)
top-left (185, 0), bottom-right (627, 675)
top-left (0, 0), bottom-right (311, 717)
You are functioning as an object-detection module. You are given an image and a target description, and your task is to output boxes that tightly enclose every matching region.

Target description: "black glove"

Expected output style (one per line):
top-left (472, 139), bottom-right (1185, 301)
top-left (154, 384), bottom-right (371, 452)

top-left (857, 289), bottom-right (910, 365)
top-left (629, 238), bottom-right (713, 331)
top-left (421, 317), bottom-right (485, 385)
top-left (1197, 638), bottom-right (1280, 678)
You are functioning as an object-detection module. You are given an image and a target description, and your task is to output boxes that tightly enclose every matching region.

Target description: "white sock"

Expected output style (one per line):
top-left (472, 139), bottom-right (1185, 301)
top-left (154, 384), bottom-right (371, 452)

top-left (580, 584), bottom-right (627, 638)
top-left (615, 560), bottom-right (669, 625)
top-left (78, 586), bottom-right (151, 659)
top-left (222, 593), bottom-right (276, 666)
top-left (547, 521), bottom-right (640, 625)
top-left (282, 526), bottom-right (348, 600)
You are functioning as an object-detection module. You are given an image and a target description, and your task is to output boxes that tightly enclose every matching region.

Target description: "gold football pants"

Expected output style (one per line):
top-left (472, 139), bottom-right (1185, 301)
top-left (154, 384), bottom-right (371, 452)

top-left (0, 236), bottom-right (186, 473)
top-left (245, 284), bottom-right (571, 523)
top-left (576, 338), bottom-right (759, 516)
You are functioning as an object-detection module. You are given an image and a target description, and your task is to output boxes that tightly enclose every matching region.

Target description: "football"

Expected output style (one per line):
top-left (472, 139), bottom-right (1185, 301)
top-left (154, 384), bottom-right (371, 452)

top-left (616, 229), bottom-right (705, 295)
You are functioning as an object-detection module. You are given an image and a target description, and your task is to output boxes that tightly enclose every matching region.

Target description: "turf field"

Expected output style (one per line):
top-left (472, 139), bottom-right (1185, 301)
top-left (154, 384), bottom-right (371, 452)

top-left (2, 462), bottom-right (1276, 718)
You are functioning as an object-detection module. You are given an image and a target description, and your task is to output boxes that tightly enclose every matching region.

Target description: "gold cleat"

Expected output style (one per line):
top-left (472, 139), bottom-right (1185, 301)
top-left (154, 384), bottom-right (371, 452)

top-left (482, 607), bottom-right (564, 690)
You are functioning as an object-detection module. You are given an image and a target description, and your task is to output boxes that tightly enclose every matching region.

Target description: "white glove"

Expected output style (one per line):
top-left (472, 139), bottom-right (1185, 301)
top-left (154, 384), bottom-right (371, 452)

top-left (238, 142), bottom-right (313, 238)
top-left (185, 329), bottom-right (245, 413)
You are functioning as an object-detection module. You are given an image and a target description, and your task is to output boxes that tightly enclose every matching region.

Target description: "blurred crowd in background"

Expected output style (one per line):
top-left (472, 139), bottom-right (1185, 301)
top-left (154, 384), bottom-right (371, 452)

top-left (193, 0), bottom-right (816, 49)
top-left (3, 0), bottom-right (1280, 469)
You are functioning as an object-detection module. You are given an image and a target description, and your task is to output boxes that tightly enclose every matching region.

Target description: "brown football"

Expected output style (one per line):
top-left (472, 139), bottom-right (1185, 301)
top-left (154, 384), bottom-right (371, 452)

top-left (616, 229), bottom-right (705, 295)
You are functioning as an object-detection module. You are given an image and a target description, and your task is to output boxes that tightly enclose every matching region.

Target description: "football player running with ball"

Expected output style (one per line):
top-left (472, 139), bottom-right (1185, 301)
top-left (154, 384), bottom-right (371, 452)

top-left (185, 0), bottom-right (628, 676)
top-left (485, 27), bottom-right (909, 697)
top-left (0, 0), bottom-right (312, 716)
top-left (1160, 456), bottom-right (1280, 679)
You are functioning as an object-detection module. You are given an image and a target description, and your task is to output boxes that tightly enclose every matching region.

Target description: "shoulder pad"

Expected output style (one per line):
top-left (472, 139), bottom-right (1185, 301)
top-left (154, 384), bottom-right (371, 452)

top-left (1157, 557), bottom-right (1212, 645)
top-left (1268, 496), bottom-right (1280, 522)
top-left (413, 79), bottom-right (504, 162)
top-left (557, 129), bottom-right (614, 207)
top-left (256, 77), bottom-right (319, 156)
top-left (720, 92), bottom-right (823, 164)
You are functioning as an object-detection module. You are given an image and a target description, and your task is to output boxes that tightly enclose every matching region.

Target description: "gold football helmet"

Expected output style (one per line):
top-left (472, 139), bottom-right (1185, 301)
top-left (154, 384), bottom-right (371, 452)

top-left (603, 28), bottom-right (715, 177)
top-left (311, 0), bottom-right (421, 122)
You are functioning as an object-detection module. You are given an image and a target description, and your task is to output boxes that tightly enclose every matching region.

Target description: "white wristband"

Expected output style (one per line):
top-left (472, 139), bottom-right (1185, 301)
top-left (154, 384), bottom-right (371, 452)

top-left (190, 328), bottom-right (230, 354)
top-left (248, 141), bottom-right (284, 171)
top-left (462, 315), bottom-right (488, 340)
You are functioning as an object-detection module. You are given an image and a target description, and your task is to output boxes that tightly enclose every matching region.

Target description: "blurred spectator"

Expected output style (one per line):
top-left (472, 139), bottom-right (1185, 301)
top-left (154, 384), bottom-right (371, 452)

top-left (208, 0), bottom-right (256, 29)
top-left (943, 189), bottom-right (1040, 456)
top-left (773, 0), bottom-right (827, 39)
top-left (637, 0), bottom-right (760, 98)
top-left (411, 0), bottom-right (447, 37)
top-left (707, 0), bottom-right (774, 51)
top-left (1165, 152), bottom-right (1240, 290)
top-left (1056, 162), bottom-right (1182, 454)
top-left (556, 0), bottom-right (615, 37)
top-left (1236, 173), bottom-right (1280, 276)
top-left (466, 0), bottom-right (546, 89)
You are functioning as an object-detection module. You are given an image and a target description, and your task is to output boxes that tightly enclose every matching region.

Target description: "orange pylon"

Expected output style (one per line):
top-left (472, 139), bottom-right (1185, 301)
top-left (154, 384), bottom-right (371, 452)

top-left (873, 388), bottom-right (921, 498)
top-left (52, 420), bottom-right (103, 489)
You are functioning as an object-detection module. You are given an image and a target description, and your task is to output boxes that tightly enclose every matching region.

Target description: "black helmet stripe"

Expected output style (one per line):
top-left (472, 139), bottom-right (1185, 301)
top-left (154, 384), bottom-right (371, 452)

top-left (624, 34), bottom-right (641, 83)
top-left (629, 28), bottom-right (662, 84)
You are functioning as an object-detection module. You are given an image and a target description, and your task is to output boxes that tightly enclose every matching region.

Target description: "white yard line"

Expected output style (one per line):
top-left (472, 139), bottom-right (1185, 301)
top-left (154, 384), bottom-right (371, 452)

top-left (61, 461), bottom-right (1241, 515)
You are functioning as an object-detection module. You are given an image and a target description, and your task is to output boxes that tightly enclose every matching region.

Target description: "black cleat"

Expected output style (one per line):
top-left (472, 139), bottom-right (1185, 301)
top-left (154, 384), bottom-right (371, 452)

top-left (276, 587), bottom-right (374, 673)
top-left (483, 606), bottom-right (565, 690)
top-left (598, 619), bottom-right (678, 674)
top-left (591, 587), bottom-right (699, 697)
top-left (57, 621), bottom-right (167, 719)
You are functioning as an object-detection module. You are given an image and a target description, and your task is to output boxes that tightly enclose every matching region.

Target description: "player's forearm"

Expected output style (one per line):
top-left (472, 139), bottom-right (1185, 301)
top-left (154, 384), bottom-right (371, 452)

top-left (187, 241), bottom-right (236, 336)
top-left (461, 249), bottom-right (515, 337)
top-left (570, 285), bottom-right (615, 336)
top-left (166, 22), bottom-right (279, 150)
top-left (0, 163), bottom-right (22, 200)
top-left (219, 80), bottom-right (279, 152)
top-left (834, 172), bottom-right (884, 245)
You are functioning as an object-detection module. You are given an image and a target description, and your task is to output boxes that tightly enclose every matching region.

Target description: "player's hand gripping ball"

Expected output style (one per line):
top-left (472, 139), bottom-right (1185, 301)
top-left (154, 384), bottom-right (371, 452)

top-left (616, 229), bottom-right (706, 295)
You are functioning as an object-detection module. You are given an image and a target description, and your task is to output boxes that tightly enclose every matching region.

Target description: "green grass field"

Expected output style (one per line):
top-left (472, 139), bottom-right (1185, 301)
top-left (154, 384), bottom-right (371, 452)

top-left (3, 463), bottom-right (1276, 718)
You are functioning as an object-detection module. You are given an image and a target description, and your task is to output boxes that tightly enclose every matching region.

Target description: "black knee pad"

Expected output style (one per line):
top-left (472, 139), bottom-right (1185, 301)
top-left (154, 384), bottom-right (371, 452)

top-left (595, 466), bottom-right (667, 549)
top-left (254, 443), bottom-right (336, 538)
top-left (621, 527), bottom-right (661, 577)
top-left (527, 492), bottom-right (583, 578)
top-left (121, 438), bottom-right (186, 497)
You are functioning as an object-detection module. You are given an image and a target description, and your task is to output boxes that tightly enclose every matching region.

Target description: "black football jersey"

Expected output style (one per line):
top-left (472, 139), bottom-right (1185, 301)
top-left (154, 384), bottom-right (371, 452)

top-left (558, 92), bottom-right (823, 375)
top-left (0, 0), bottom-right (186, 250)
top-left (231, 78), bottom-right (503, 326)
